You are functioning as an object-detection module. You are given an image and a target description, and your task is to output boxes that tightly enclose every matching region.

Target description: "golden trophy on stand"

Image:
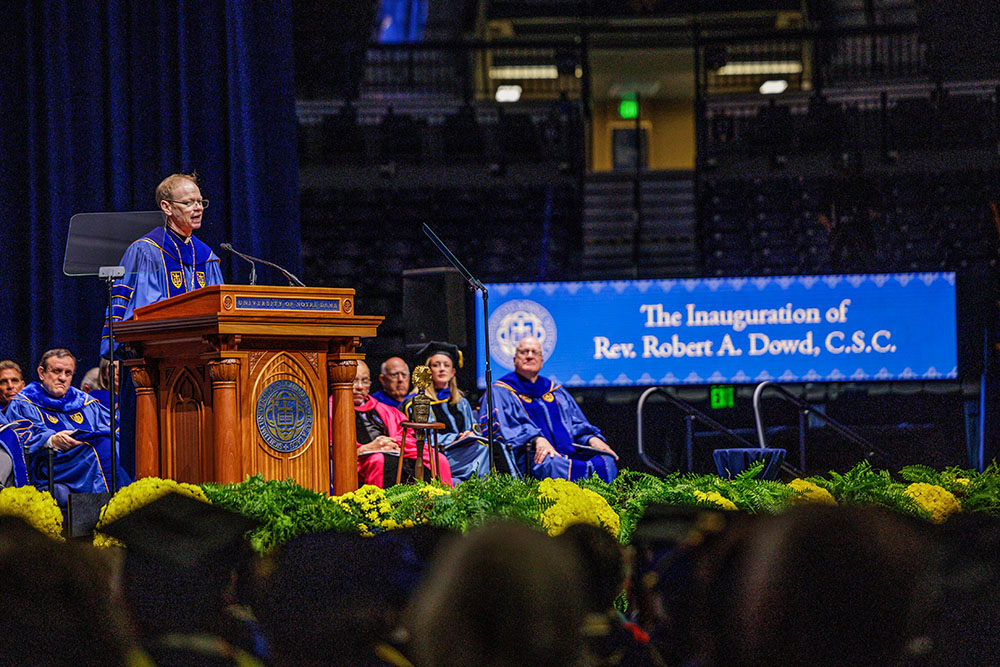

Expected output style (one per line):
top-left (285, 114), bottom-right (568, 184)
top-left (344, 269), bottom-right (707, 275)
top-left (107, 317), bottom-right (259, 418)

top-left (397, 365), bottom-right (445, 483)
top-left (410, 366), bottom-right (433, 422)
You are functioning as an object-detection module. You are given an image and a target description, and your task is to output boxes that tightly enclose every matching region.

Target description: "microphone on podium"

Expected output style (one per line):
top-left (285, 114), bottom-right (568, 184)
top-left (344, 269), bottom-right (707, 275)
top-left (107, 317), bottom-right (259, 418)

top-left (220, 243), bottom-right (257, 285)
top-left (220, 243), bottom-right (306, 287)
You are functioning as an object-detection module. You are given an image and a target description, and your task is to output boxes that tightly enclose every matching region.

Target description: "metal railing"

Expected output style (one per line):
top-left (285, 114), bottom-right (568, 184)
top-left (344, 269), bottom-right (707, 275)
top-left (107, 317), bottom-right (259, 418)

top-left (752, 380), bottom-right (889, 471)
top-left (636, 386), bottom-right (756, 474)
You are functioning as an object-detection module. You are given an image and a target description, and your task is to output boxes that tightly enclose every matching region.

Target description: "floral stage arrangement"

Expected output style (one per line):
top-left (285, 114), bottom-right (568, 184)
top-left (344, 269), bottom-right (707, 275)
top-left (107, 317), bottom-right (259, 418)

top-left (2, 461), bottom-right (998, 548)
top-left (0, 485), bottom-right (64, 540)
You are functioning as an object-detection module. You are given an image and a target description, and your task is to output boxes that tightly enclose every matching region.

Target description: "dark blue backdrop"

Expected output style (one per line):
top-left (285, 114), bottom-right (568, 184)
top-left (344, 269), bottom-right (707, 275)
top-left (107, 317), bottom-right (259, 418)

top-left (0, 0), bottom-right (302, 374)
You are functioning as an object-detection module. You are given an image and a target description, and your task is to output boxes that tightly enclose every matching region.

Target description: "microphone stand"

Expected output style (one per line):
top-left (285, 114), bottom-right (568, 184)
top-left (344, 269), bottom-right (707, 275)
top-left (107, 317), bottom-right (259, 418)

top-left (220, 243), bottom-right (305, 287)
top-left (422, 224), bottom-right (497, 472)
top-left (220, 243), bottom-right (256, 285)
top-left (99, 265), bottom-right (125, 493)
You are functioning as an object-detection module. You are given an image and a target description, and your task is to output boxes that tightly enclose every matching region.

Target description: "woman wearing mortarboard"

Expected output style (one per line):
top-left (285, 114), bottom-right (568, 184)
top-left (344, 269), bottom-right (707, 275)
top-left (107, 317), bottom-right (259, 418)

top-left (402, 341), bottom-right (489, 482)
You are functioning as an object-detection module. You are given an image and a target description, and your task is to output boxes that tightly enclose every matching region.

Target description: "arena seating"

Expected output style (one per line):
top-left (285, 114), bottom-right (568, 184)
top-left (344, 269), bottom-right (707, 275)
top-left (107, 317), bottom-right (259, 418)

top-left (301, 180), bottom-right (582, 353)
top-left (700, 168), bottom-right (998, 276)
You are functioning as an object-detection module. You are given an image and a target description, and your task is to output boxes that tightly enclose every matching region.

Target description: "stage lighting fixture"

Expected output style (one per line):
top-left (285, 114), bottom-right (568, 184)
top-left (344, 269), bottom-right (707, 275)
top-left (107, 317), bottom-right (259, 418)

top-left (495, 85), bottom-right (522, 103)
top-left (759, 79), bottom-right (789, 95)
top-left (718, 61), bottom-right (802, 76)
top-left (488, 65), bottom-right (558, 79)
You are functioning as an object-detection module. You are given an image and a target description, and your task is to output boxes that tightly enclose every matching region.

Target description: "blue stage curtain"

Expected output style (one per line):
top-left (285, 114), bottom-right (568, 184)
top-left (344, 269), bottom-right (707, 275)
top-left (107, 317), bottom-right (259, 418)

top-left (0, 0), bottom-right (301, 370)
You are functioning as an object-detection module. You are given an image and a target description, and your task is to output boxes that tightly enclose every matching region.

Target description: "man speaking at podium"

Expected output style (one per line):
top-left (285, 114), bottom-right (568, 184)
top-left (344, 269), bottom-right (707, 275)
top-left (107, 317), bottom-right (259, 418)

top-left (101, 173), bottom-right (223, 356)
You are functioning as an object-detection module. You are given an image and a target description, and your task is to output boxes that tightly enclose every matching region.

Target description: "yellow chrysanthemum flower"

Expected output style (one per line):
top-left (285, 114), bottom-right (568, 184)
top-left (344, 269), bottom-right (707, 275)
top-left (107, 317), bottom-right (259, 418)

top-left (904, 482), bottom-right (961, 524)
top-left (693, 489), bottom-right (738, 511)
top-left (949, 477), bottom-right (971, 496)
top-left (93, 477), bottom-right (210, 548)
top-left (331, 485), bottom-right (394, 536)
top-left (537, 478), bottom-right (620, 538)
top-left (787, 478), bottom-right (838, 506)
top-left (0, 486), bottom-right (64, 540)
top-left (418, 484), bottom-right (450, 498)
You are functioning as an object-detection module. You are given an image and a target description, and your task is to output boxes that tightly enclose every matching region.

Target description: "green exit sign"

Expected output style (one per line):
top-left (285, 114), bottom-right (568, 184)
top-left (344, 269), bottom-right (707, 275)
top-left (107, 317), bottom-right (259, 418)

top-left (710, 385), bottom-right (735, 409)
top-left (619, 95), bottom-right (638, 119)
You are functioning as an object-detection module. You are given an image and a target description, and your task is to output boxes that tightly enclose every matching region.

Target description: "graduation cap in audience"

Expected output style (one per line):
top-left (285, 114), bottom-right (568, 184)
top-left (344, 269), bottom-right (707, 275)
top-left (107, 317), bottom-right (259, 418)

top-left (100, 491), bottom-right (258, 572)
top-left (413, 340), bottom-right (463, 368)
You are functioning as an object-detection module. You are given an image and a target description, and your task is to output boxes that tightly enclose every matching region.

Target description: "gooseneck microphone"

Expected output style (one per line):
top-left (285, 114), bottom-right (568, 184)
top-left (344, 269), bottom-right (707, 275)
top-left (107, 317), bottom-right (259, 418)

top-left (220, 243), bottom-right (257, 285)
top-left (220, 243), bottom-right (306, 287)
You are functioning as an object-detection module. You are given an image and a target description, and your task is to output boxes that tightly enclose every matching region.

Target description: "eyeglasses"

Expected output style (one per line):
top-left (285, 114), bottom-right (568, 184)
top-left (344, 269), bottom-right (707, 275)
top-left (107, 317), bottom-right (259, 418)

top-left (515, 349), bottom-right (543, 358)
top-left (353, 378), bottom-right (372, 386)
top-left (384, 372), bottom-right (408, 380)
top-left (167, 199), bottom-right (210, 209)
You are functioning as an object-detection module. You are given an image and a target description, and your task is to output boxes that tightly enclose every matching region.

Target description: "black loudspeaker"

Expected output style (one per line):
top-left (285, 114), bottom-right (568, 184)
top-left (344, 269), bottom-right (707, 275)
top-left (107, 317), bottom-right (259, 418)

top-left (916, 1), bottom-right (1000, 80)
top-left (403, 267), bottom-right (468, 349)
top-left (66, 492), bottom-right (112, 538)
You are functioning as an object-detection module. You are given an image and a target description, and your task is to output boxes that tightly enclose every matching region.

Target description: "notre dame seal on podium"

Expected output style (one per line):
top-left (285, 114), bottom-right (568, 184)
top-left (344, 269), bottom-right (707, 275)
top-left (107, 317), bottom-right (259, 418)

top-left (256, 380), bottom-right (313, 453)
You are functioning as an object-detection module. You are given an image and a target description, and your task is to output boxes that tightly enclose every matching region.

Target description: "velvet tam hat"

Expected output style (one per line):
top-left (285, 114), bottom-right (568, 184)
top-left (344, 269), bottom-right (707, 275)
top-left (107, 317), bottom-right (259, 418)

top-left (413, 340), bottom-right (463, 368)
top-left (100, 491), bottom-right (258, 571)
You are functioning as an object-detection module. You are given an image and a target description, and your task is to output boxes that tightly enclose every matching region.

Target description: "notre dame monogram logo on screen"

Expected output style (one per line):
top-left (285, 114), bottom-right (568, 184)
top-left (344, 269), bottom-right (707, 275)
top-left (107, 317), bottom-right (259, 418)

top-left (256, 380), bottom-right (313, 453)
top-left (489, 299), bottom-right (557, 371)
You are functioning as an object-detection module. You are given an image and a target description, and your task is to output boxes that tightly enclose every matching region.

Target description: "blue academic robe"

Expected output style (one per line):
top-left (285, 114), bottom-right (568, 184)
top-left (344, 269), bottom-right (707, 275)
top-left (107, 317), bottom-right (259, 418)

top-left (0, 411), bottom-right (30, 488)
top-left (371, 389), bottom-right (414, 410)
top-left (0, 427), bottom-right (28, 488)
top-left (101, 226), bottom-right (223, 356)
top-left (88, 389), bottom-right (112, 410)
top-left (402, 389), bottom-right (489, 482)
top-left (5, 383), bottom-right (131, 500)
top-left (484, 372), bottom-right (617, 483)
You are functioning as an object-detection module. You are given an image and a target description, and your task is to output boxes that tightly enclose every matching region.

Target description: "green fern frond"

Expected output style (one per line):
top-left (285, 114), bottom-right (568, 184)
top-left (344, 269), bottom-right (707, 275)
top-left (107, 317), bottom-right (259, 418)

top-left (202, 475), bottom-right (357, 552)
top-left (733, 460), bottom-right (766, 482)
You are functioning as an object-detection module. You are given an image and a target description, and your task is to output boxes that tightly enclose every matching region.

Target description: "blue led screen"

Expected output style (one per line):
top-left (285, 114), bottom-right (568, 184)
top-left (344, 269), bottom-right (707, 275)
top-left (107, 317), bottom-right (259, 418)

top-left (475, 273), bottom-right (958, 388)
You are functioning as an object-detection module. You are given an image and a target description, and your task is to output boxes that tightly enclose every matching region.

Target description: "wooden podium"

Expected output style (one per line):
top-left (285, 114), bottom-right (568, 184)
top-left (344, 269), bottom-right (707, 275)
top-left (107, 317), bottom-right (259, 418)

top-left (113, 285), bottom-right (383, 495)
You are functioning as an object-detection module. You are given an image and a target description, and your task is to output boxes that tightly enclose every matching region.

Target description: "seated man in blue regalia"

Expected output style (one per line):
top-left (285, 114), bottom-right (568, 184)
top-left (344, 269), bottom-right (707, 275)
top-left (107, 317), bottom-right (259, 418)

top-left (0, 359), bottom-right (25, 415)
top-left (101, 172), bottom-right (223, 356)
top-left (485, 336), bottom-right (618, 482)
top-left (5, 349), bottom-right (131, 501)
top-left (371, 356), bottom-right (413, 409)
